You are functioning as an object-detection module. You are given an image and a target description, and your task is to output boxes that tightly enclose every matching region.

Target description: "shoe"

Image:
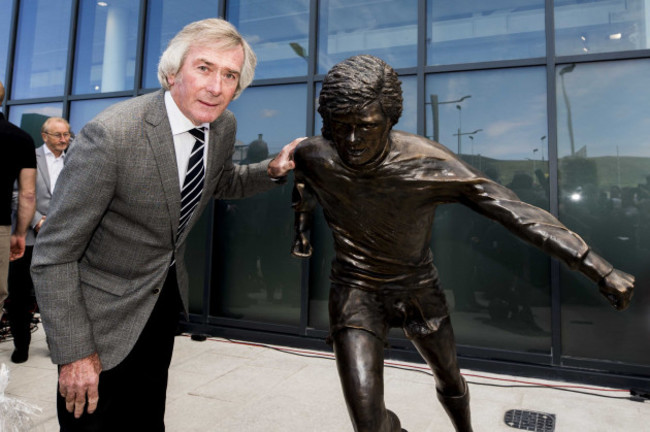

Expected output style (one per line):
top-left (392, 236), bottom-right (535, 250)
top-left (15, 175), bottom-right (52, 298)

top-left (11, 349), bottom-right (28, 364)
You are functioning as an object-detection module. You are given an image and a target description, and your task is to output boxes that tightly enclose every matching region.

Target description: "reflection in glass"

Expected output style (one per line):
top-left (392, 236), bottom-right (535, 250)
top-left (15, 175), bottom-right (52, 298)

top-left (73, 0), bottom-right (139, 94)
top-left (227, 0), bottom-right (310, 80)
top-left (555, 0), bottom-right (650, 56)
top-left (427, 0), bottom-right (545, 66)
top-left (0, 0), bottom-right (14, 84)
top-left (426, 68), bottom-right (551, 353)
top-left (12, 0), bottom-right (72, 99)
top-left (142, 0), bottom-right (219, 89)
top-left (8, 103), bottom-right (62, 146)
top-left (557, 60), bottom-right (650, 365)
top-left (318, 0), bottom-right (417, 74)
top-left (69, 97), bottom-right (129, 134)
top-left (211, 85), bottom-right (306, 325)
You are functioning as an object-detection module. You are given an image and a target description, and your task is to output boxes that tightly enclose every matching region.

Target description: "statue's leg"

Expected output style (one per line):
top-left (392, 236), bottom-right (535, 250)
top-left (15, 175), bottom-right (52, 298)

top-left (332, 328), bottom-right (403, 432)
top-left (411, 317), bottom-right (473, 432)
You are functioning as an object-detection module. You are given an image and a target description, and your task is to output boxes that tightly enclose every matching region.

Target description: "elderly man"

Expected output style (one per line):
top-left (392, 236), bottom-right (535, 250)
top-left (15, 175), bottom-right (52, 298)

top-left (8, 117), bottom-right (71, 364)
top-left (31, 19), bottom-right (301, 431)
top-left (0, 80), bottom-right (36, 324)
top-left (291, 55), bottom-right (633, 432)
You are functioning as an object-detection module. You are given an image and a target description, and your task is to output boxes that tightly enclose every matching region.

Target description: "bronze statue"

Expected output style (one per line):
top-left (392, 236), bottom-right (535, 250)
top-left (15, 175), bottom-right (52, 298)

top-left (291, 54), bottom-right (634, 432)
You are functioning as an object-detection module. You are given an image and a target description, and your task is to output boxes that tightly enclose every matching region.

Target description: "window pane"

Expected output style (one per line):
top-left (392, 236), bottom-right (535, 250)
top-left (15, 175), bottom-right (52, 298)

top-left (12, 0), bottom-right (72, 99)
top-left (427, 0), bottom-right (546, 66)
top-left (73, 0), bottom-right (140, 94)
top-left (0, 0), bottom-right (14, 85)
top-left (426, 67), bottom-right (551, 353)
top-left (557, 60), bottom-right (650, 365)
top-left (555, 0), bottom-right (650, 56)
top-left (69, 97), bottom-right (129, 134)
top-left (227, 0), bottom-right (310, 80)
top-left (8, 103), bottom-right (63, 145)
top-left (210, 84), bottom-right (306, 325)
top-left (142, 0), bottom-right (219, 89)
top-left (318, 0), bottom-right (418, 74)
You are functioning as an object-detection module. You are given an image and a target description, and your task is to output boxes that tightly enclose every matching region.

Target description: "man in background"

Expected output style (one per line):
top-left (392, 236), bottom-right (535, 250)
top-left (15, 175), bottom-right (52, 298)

top-left (8, 117), bottom-right (70, 363)
top-left (0, 80), bottom-right (36, 324)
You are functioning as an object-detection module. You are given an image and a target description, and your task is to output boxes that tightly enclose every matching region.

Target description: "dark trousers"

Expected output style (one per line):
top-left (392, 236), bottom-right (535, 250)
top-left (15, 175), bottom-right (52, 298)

top-left (7, 245), bottom-right (34, 351)
top-left (58, 267), bottom-right (182, 432)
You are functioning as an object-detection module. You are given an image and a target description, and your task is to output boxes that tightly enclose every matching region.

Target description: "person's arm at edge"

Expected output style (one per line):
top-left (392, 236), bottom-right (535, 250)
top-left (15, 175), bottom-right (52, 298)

top-left (10, 167), bottom-right (36, 260)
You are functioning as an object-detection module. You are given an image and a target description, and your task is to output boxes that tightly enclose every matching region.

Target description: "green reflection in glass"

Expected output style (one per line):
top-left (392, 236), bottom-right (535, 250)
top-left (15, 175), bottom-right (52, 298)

top-left (210, 84), bottom-right (306, 325)
top-left (557, 59), bottom-right (650, 365)
top-left (427, 67), bottom-right (551, 353)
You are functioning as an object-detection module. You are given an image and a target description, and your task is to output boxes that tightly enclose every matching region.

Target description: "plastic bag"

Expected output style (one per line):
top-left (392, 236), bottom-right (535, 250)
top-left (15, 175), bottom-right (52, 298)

top-left (0, 363), bottom-right (42, 432)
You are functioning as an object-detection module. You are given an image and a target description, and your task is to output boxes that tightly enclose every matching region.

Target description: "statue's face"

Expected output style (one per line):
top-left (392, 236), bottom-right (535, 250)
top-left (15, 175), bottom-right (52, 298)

top-left (330, 101), bottom-right (391, 167)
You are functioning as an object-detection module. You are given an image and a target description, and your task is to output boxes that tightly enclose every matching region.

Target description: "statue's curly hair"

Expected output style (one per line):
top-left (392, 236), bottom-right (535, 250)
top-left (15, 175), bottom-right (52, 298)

top-left (318, 55), bottom-right (403, 139)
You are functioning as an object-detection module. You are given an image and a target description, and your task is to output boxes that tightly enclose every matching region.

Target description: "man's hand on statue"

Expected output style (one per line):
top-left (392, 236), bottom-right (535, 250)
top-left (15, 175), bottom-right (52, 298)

top-left (59, 352), bottom-right (103, 418)
top-left (291, 233), bottom-right (313, 258)
top-left (599, 269), bottom-right (634, 311)
top-left (267, 137), bottom-right (306, 178)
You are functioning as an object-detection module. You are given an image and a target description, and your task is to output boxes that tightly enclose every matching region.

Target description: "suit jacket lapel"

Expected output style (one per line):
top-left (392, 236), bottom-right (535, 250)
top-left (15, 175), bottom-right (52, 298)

top-left (36, 147), bottom-right (52, 193)
top-left (145, 91), bottom-right (181, 242)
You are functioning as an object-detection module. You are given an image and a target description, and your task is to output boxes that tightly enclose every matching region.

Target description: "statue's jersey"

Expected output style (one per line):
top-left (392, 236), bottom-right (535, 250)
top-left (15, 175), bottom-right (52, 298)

top-left (293, 130), bottom-right (591, 291)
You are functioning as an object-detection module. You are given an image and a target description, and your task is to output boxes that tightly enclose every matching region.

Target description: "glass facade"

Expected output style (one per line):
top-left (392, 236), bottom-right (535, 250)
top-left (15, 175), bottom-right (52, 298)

top-left (556, 59), bottom-right (650, 364)
top-left (427, 0), bottom-right (546, 65)
top-left (11, 0), bottom-right (72, 99)
top-left (1, 0), bottom-right (648, 385)
top-left (73, 0), bottom-right (140, 94)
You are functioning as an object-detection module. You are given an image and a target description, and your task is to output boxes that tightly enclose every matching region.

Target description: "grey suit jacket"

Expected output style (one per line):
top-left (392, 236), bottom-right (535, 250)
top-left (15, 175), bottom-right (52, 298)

top-left (31, 90), bottom-right (276, 370)
top-left (28, 146), bottom-right (54, 245)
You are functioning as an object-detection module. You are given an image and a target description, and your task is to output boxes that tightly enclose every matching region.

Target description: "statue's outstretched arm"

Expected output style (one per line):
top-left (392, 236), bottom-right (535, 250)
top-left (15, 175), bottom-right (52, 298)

top-left (461, 178), bottom-right (634, 310)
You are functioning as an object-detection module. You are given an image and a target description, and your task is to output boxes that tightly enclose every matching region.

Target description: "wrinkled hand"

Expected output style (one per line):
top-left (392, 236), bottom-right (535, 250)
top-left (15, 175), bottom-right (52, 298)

top-left (59, 353), bottom-right (103, 418)
top-left (9, 234), bottom-right (25, 261)
top-left (291, 232), bottom-right (313, 258)
top-left (267, 137), bottom-right (306, 178)
top-left (599, 269), bottom-right (634, 311)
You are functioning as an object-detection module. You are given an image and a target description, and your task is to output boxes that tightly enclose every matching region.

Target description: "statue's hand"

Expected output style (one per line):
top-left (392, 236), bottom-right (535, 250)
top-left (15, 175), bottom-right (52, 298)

top-left (599, 269), bottom-right (634, 311)
top-left (291, 233), bottom-right (313, 258)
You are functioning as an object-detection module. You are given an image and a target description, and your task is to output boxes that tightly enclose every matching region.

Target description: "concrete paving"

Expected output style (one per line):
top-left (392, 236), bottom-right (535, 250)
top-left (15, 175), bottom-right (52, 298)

top-left (1, 324), bottom-right (647, 431)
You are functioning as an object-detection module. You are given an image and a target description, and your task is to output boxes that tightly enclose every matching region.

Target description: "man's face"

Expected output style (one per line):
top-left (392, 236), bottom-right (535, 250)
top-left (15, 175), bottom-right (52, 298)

top-left (168, 43), bottom-right (243, 126)
top-left (41, 120), bottom-right (71, 157)
top-left (330, 101), bottom-right (391, 167)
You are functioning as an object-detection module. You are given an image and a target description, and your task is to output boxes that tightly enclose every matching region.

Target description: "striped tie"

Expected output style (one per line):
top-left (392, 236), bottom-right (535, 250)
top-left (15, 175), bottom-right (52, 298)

top-left (178, 127), bottom-right (206, 236)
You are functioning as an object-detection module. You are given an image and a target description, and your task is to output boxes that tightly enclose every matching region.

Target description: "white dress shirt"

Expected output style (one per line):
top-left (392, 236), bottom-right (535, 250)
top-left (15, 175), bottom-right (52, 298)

top-left (43, 144), bottom-right (65, 192)
top-left (164, 91), bottom-right (210, 187)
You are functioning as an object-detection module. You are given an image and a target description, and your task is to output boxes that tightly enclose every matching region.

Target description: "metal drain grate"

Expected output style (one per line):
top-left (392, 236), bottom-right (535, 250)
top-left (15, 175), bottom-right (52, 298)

top-left (504, 409), bottom-right (556, 432)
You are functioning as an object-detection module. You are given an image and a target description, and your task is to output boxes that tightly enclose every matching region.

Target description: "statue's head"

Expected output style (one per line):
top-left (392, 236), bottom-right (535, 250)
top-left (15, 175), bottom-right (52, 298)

top-left (319, 55), bottom-right (403, 168)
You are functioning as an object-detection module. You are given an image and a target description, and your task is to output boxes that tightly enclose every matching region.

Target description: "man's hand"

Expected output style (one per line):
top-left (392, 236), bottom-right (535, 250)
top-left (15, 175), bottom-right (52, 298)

top-left (267, 137), bottom-right (306, 178)
top-left (9, 234), bottom-right (26, 261)
top-left (59, 353), bottom-right (103, 418)
top-left (599, 269), bottom-right (634, 311)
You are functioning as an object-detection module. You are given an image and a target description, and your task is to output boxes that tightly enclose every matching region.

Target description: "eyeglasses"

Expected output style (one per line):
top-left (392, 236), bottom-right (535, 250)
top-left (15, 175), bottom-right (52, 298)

top-left (44, 132), bottom-right (71, 139)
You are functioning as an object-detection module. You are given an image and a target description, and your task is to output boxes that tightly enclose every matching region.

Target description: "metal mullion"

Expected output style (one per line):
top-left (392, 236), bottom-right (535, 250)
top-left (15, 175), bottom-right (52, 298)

top-left (61, 0), bottom-right (79, 119)
top-left (544, 0), bottom-right (562, 367)
top-left (133, 0), bottom-right (148, 95)
top-left (3, 0), bottom-right (21, 109)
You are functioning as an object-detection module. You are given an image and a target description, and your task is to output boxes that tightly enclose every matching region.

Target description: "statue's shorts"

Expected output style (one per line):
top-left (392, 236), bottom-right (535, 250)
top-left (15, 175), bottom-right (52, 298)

top-left (328, 280), bottom-right (450, 344)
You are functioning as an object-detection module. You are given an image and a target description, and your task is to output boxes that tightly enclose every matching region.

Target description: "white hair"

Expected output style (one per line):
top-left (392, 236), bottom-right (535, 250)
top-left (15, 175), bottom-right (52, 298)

top-left (157, 18), bottom-right (256, 99)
